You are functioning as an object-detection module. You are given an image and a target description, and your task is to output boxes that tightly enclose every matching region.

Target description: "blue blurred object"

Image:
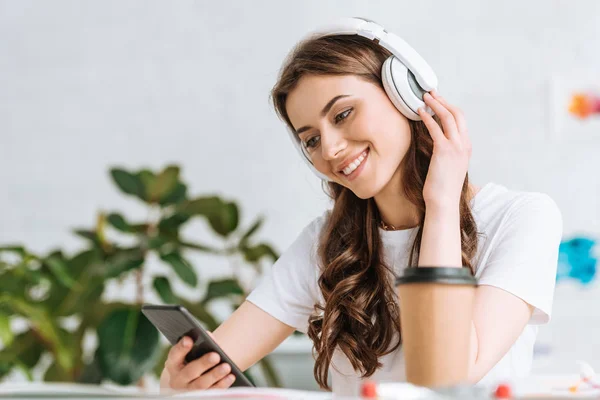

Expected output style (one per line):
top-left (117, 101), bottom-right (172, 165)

top-left (557, 236), bottom-right (597, 285)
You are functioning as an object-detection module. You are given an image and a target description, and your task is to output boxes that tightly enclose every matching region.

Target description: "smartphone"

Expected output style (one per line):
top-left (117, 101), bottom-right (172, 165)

top-left (141, 304), bottom-right (254, 387)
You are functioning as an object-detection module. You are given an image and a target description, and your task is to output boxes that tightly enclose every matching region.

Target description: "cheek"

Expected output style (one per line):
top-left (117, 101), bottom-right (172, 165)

top-left (369, 118), bottom-right (412, 172)
top-left (312, 157), bottom-right (329, 173)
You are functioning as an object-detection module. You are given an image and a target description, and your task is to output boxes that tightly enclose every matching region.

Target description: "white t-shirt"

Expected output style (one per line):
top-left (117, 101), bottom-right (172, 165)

top-left (246, 182), bottom-right (563, 396)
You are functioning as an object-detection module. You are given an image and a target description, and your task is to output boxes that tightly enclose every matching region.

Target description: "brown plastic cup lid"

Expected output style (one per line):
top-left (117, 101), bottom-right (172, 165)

top-left (395, 267), bottom-right (477, 286)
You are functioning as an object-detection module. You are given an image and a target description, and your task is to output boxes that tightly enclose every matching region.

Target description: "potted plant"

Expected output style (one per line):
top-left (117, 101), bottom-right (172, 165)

top-left (0, 165), bottom-right (281, 388)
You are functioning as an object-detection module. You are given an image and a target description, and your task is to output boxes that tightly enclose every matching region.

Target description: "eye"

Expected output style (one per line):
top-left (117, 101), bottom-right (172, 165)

top-left (334, 108), bottom-right (353, 124)
top-left (303, 135), bottom-right (320, 150)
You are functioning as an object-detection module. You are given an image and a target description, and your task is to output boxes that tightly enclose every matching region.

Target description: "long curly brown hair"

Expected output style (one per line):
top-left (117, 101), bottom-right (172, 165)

top-left (270, 34), bottom-right (479, 390)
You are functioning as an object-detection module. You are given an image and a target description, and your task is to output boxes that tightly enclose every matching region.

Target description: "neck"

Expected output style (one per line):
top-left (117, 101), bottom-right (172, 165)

top-left (373, 170), bottom-right (479, 230)
top-left (373, 170), bottom-right (420, 230)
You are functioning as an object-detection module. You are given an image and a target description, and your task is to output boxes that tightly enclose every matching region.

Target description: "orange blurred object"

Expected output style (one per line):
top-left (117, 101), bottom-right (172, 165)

top-left (494, 383), bottom-right (513, 399)
top-left (569, 384), bottom-right (580, 393)
top-left (568, 93), bottom-right (600, 119)
top-left (360, 381), bottom-right (378, 398)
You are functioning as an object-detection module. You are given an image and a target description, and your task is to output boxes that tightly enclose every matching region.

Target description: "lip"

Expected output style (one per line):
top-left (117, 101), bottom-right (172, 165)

top-left (338, 148), bottom-right (369, 182)
top-left (336, 148), bottom-right (370, 172)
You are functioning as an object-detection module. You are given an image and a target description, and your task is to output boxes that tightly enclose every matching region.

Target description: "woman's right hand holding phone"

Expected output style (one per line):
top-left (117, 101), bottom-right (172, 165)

top-left (160, 336), bottom-right (236, 392)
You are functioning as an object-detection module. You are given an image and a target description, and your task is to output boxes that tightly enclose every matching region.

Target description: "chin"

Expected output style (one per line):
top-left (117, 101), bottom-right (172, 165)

top-left (347, 183), bottom-right (382, 200)
top-left (326, 171), bottom-right (386, 199)
top-left (352, 191), bottom-right (374, 200)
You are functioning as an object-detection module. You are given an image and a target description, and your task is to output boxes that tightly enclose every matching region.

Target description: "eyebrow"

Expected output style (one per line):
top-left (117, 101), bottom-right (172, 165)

top-left (295, 95), bottom-right (352, 135)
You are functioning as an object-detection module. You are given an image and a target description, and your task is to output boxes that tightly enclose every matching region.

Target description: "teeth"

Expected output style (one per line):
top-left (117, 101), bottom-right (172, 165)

top-left (342, 150), bottom-right (368, 176)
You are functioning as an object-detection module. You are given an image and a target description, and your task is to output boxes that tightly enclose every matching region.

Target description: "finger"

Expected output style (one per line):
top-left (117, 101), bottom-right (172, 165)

top-left (431, 90), bottom-right (468, 136)
top-left (423, 92), bottom-right (459, 139)
top-left (171, 352), bottom-right (220, 389)
top-left (189, 362), bottom-right (232, 390)
top-left (209, 374), bottom-right (237, 389)
top-left (418, 107), bottom-right (446, 143)
top-left (165, 337), bottom-right (193, 376)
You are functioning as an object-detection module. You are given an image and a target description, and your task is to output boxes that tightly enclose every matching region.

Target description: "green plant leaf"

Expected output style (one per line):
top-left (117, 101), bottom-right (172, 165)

top-left (44, 361), bottom-right (71, 382)
top-left (110, 168), bottom-right (145, 200)
top-left (159, 252), bottom-right (198, 287)
top-left (243, 370), bottom-right (256, 387)
top-left (76, 354), bottom-right (104, 384)
top-left (242, 243), bottom-right (279, 263)
top-left (208, 202), bottom-right (239, 237)
top-left (51, 259), bottom-right (106, 317)
top-left (177, 240), bottom-right (220, 254)
top-left (15, 360), bottom-right (34, 381)
top-left (106, 213), bottom-right (131, 233)
top-left (0, 361), bottom-right (14, 380)
top-left (96, 309), bottom-right (161, 385)
top-left (72, 229), bottom-right (102, 247)
top-left (0, 246), bottom-right (26, 256)
top-left (158, 213), bottom-right (190, 234)
top-left (148, 165), bottom-right (180, 203)
top-left (147, 235), bottom-right (169, 251)
top-left (0, 331), bottom-right (42, 381)
top-left (202, 279), bottom-right (244, 304)
top-left (239, 216), bottom-right (264, 246)
top-left (44, 255), bottom-right (76, 288)
top-left (68, 249), bottom-right (99, 280)
top-left (81, 301), bottom-right (131, 331)
top-left (153, 276), bottom-right (178, 304)
top-left (18, 336), bottom-right (44, 369)
top-left (0, 295), bottom-right (73, 372)
top-left (153, 346), bottom-right (170, 378)
top-left (0, 330), bottom-right (35, 363)
top-left (105, 250), bottom-right (145, 279)
top-left (179, 196), bottom-right (239, 237)
top-left (159, 183), bottom-right (187, 206)
top-left (178, 196), bottom-right (222, 216)
top-left (136, 169), bottom-right (156, 201)
top-left (0, 313), bottom-right (13, 347)
top-left (259, 356), bottom-right (282, 388)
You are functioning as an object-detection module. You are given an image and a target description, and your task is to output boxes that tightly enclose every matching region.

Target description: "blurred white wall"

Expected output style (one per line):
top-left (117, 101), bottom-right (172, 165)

top-left (1, 0), bottom-right (600, 382)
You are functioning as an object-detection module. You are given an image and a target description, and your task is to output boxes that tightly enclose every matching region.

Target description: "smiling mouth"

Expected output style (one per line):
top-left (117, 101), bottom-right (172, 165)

top-left (340, 148), bottom-right (369, 176)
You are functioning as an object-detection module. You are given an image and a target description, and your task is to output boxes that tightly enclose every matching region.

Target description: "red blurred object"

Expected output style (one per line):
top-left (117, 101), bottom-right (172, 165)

top-left (361, 381), bottom-right (378, 398)
top-left (494, 383), bottom-right (513, 399)
top-left (568, 93), bottom-right (600, 119)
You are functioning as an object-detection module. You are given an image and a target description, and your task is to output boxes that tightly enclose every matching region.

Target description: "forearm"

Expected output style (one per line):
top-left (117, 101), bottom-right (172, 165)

top-left (467, 321), bottom-right (480, 383)
top-left (418, 203), bottom-right (482, 381)
top-left (213, 301), bottom-right (294, 371)
top-left (418, 203), bottom-right (462, 268)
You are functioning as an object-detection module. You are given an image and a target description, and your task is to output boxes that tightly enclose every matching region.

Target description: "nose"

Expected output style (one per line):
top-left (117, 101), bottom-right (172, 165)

top-left (320, 129), bottom-right (347, 161)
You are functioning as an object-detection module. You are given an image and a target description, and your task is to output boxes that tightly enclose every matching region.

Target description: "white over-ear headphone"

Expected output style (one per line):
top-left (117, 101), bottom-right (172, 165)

top-left (285, 17), bottom-right (439, 181)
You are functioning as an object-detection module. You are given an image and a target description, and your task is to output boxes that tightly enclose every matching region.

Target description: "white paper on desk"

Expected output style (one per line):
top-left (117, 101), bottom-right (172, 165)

top-left (0, 382), bottom-right (131, 396)
top-left (512, 375), bottom-right (600, 399)
top-left (171, 387), bottom-right (332, 400)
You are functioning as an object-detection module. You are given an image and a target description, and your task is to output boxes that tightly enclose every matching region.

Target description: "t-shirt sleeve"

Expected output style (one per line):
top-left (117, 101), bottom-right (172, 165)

top-left (245, 217), bottom-right (323, 333)
top-left (476, 193), bottom-right (563, 325)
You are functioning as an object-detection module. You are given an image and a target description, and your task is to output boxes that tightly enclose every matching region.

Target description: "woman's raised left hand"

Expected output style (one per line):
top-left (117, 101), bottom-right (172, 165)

top-left (418, 90), bottom-right (472, 209)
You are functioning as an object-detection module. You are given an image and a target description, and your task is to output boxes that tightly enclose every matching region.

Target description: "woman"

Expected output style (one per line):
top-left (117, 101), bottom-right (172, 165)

top-left (160, 18), bottom-right (562, 396)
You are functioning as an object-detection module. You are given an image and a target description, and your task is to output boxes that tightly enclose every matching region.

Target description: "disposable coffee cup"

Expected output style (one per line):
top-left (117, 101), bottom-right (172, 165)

top-left (395, 267), bottom-right (478, 388)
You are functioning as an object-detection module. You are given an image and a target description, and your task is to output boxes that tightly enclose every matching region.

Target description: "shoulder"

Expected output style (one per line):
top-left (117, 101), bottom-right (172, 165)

top-left (474, 183), bottom-right (562, 234)
top-left (472, 185), bottom-right (563, 323)
top-left (294, 209), bottom-right (330, 245)
top-left (275, 209), bottom-right (330, 268)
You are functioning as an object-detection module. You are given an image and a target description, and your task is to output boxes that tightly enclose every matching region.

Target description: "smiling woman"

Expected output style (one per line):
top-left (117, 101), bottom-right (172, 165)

top-left (159, 17), bottom-right (563, 397)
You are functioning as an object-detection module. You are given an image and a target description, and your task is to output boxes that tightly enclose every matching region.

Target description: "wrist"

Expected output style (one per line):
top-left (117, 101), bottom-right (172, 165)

top-left (425, 200), bottom-right (461, 216)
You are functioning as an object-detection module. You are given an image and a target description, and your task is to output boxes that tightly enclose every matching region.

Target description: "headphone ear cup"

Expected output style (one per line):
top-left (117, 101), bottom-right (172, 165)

top-left (382, 56), bottom-right (432, 121)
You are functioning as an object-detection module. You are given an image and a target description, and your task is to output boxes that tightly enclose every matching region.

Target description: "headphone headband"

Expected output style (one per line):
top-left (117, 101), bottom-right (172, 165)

top-left (304, 18), bottom-right (437, 91)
